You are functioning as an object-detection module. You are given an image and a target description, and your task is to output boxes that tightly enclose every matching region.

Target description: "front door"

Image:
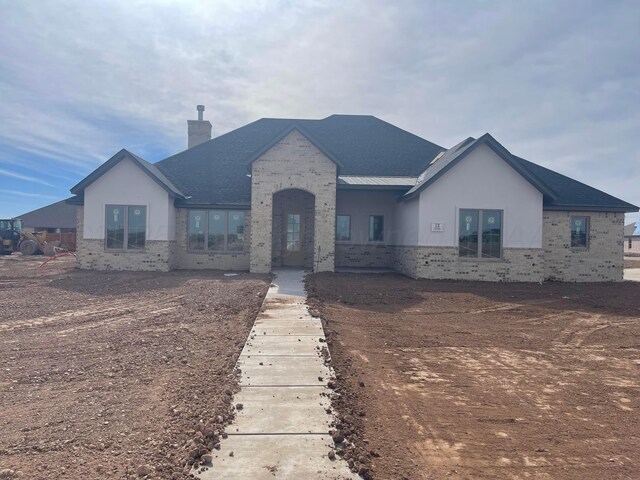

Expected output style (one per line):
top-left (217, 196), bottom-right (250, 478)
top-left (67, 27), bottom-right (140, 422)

top-left (282, 213), bottom-right (304, 266)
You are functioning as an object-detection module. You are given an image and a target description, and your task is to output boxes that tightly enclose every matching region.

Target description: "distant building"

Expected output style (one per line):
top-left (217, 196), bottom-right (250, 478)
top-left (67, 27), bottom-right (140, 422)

top-left (19, 199), bottom-right (77, 250)
top-left (624, 222), bottom-right (640, 254)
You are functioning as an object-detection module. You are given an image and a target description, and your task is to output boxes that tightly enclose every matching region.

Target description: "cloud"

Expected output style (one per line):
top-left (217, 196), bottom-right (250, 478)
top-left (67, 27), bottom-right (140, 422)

top-left (0, 189), bottom-right (59, 199)
top-left (0, 0), bottom-right (639, 219)
top-left (0, 167), bottom-right (54, 187)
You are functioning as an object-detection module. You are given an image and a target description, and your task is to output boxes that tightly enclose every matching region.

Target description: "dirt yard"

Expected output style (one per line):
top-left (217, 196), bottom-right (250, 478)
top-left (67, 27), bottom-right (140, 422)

top-left (0, 255), bottom-right (269, 479)
top-left (308, 273), bottom-right (640, 480)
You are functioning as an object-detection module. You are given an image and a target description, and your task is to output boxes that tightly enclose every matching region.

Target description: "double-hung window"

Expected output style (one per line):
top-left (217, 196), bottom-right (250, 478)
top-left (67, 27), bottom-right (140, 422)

top-left (188, 210), bottom-right (245, 251)
top-left (105, 205), bottom-right (146, 250)
top-left (570, 216), bottom-right (589, 249)
top-left (459, 209), bottom-right (502, 259)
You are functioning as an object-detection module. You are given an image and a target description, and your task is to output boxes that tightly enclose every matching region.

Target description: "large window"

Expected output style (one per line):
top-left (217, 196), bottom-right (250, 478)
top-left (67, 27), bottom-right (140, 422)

top-left (336, 215), bottom-right (351, 241)
top-left (369, 215), bottom-right (384, 242)
top-left (459, 209), bottom-right (502, 259)
top-left (188, 210), bottom-right (245, 252)
top-left (106, 205), bottom-right (146, 250)
top-left (570, 216), bottom-right (589, 249)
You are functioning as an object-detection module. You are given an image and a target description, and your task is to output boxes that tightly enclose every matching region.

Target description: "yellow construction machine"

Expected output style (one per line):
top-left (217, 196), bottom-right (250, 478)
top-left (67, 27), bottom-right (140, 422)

top-left (0, 219), bottom-right (61, 255)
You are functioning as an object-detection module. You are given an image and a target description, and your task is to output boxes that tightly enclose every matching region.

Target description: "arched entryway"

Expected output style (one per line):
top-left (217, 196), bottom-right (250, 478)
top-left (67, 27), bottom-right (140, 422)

top-left (271, 189), bottom-right (315, 268)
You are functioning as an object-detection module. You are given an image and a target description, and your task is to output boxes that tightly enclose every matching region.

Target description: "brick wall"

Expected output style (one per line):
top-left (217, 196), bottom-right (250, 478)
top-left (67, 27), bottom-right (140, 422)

top-left (335, 244), bottom-right (395, 269)
top-left (76, 205), bottom-right (175, 271)
top-left (250, 130), bottom-right (337, 273)
top-left (173, 208), bottom-right (250, 270)
top-left (543, 211), bottom-right (624, 282)
top-left (394, 246), bottom-right (544, 282)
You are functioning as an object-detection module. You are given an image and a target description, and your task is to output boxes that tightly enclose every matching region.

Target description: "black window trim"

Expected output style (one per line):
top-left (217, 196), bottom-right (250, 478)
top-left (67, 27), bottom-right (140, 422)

top-left (188, 209), bottom-right (246, 253)
top-left (458, 208), bottom-right (504, 260)
top-left (104, 204), bottom-right (147, 252)
top-left (570, 215), bottom-right (590, 250)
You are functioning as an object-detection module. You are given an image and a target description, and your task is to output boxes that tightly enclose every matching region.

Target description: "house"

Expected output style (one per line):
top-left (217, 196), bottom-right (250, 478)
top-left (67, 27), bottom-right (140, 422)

top-left (624, 222), bottom-right (640, 254)
top-left (67, 106), bottom-right (638, 282)
top-left (19, 198), bottom-right (78, 250)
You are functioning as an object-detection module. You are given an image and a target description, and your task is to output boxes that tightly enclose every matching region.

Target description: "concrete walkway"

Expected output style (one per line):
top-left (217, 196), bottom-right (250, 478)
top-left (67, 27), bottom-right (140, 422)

top-left (197, 269), bottom-right (356, 480)
top-left (624, 268), bottom-right (640, 282)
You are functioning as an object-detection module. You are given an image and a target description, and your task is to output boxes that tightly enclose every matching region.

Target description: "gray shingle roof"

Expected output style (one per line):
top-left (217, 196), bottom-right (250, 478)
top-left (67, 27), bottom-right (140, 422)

top-left (155, 115), bottom-right (445, 206)
top-left (18, 199), bottom-right (78, 229)
top-left (70, 115), bottom-right (637, 213)
top-left (513, 156), bottom-right (638, 212)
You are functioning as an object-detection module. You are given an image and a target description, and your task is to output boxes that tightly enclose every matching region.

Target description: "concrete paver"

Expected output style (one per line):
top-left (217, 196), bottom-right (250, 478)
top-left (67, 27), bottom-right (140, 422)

top-left (229, 386), bottom-right (330, 434)
top-left (205, 434), bottom-right (354, 480)
top-left (251, 321), bottom-right (323, 336)
top-left (624, 268), bottom-right (640, 281)
top-left (196, 269), bottom-right (356, 479)
top-left (243, 335), bottom-right (322, 356)
top-left (239, 355), bottom-right (328, 386)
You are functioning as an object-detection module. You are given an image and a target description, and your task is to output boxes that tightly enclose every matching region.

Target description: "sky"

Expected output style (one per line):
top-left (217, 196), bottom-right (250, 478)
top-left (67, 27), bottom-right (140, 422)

top-left (1, 0), bottom-right (639, 222)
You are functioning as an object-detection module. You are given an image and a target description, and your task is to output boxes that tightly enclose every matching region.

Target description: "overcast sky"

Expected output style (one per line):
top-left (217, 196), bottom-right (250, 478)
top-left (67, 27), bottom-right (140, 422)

top-left (1, 0), bottom-right (639, 221)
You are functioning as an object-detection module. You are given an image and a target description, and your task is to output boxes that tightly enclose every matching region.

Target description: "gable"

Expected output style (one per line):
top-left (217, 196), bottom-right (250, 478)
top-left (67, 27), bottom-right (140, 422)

top-left (71, 149), bottom-right (183, 198)
top-left (404, 134), bottom-right (556, 201)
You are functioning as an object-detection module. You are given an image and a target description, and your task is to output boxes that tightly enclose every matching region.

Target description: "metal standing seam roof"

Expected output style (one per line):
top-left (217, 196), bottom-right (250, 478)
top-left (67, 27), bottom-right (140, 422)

top-left (68, 114), bottom-right (638, 213)
top-left (338, 176), bottom-right (418, 187)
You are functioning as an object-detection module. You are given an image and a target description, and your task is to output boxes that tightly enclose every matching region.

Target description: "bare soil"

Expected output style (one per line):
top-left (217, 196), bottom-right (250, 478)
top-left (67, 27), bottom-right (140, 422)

top-left (307, 273), bottom-right (640, 480)
top-left (0, 255), bottom-right (269, 479)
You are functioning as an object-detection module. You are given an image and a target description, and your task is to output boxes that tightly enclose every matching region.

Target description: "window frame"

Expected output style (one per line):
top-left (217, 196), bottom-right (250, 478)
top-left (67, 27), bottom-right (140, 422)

top-left (187, 209), bottom-right (247, 253)
top-left (368, 214), bottom-right (385, 242)
top-left (457, 208), bottom-right (504, 260)
top-left (336, 214), bottom-right (352, 242)
top-left (104, 204), bottom-right (147, 251)
top-left (570, 216), bottom-right (590, 250)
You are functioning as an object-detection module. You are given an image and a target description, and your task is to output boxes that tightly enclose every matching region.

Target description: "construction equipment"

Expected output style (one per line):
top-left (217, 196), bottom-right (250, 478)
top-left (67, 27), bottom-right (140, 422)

top-left (19, 230), bottom-right (49, 255)
top-left (0, 219), bottom-right (64, 256)
top-left (0, 219), bottom-right (22, 255)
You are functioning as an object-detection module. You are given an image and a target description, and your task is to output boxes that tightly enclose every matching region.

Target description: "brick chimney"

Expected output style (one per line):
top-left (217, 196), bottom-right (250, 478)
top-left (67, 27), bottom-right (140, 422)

top-left (187, 105), bottom-right (212, 148)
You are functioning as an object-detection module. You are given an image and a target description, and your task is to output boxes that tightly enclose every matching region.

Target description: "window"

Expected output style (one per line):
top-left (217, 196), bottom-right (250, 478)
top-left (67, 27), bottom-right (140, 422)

top-left (286, 214), bottom-right (301, 252)
top-left (459, 209), bottom-right (502, 259)
top-left (336, 215), bottom-right (351, 241)
top-left (369, 215), bottom-right (384, 242)
top-left (188, 209), bottom-right (245, 252)
top-left (106, 205), bottom-right (146, 250)
top-left (570, 216), bottom-right (589, 249)
top-left (208, 210), bottom-right (225, 250)
top-left (629, 238), bottom-right (632, 249)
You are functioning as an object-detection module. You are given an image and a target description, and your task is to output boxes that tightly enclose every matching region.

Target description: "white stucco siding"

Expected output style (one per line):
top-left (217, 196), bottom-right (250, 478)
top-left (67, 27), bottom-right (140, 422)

top-left (417, 143), bottom-right (543, 248)
top-left (336, 190), bottom-right (397, 244)
top-left (83, 158), bottom-right (175, 241)
top-left (394, 197), bottom-right (419, 245)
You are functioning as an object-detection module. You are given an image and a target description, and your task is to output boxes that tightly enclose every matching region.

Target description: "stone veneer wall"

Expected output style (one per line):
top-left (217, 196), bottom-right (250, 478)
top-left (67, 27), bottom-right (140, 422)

top-left (394, 246), bottom-right (544, 282)
top-left (250, 130), bottom-right (337, 273)
top-left (77, 205), bottom-right (175, 271)
top-left (335, 244), bottom-right (395, 269)
top-left (543, 211), bottom-right (624, 282)
top-left (173, 208), bottom-right (251, 270)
